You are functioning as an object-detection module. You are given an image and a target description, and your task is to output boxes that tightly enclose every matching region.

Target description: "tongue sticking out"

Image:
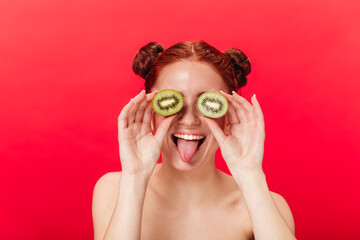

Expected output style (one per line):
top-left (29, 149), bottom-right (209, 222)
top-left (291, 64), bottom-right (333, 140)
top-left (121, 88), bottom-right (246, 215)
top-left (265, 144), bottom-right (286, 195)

top-left (177, 139), bottom-right (199, 162)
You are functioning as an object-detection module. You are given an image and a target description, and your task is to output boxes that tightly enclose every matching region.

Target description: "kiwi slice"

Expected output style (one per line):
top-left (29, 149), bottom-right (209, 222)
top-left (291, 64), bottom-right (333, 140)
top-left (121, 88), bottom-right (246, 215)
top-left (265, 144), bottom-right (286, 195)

top-left (197, 92), bottom-right (228, 118)
top-left (152, 89), bottom-right (184, 116)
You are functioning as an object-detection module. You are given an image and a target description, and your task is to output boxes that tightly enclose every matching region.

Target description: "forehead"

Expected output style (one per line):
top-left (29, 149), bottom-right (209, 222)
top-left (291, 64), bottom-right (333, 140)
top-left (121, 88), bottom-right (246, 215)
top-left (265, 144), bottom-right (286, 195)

top-left (153, 61), bottom-right (228, 94)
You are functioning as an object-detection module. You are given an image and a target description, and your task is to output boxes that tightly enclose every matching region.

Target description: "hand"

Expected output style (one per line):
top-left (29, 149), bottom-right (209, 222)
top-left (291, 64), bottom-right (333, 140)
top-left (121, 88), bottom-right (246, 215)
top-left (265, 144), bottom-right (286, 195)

top-left (117, 90), bottom-right (175, 175)
top-left (202, 91), bottom-right (265, 173)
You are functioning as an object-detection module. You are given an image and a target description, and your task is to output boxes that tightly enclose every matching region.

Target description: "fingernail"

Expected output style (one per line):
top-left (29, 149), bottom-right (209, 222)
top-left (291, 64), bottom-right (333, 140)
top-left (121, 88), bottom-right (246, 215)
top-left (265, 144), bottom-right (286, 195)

top-left (232, 91), bottom-right (236, 95)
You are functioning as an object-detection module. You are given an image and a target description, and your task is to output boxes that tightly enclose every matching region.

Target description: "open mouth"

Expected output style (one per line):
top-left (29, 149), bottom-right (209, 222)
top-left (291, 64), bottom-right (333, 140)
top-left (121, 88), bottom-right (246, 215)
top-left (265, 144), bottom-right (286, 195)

top-left (171, 134), bottom-right (206, 149)
top-left (171, 133), bottom-right (206, 162)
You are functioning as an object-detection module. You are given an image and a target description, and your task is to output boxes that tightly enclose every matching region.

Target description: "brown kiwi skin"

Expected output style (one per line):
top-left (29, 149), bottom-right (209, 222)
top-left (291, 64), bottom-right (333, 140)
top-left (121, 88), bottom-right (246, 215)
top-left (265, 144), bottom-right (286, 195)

top-left (197, 91), bottom-right (228, 118)
top-left (152, 89), bottom-right (184, 116)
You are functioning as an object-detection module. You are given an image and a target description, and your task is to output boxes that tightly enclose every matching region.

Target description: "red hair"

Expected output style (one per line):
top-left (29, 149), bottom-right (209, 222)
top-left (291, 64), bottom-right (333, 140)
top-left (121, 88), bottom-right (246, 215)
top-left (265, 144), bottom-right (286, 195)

top-left (132, 40), bottom-right (251, 93)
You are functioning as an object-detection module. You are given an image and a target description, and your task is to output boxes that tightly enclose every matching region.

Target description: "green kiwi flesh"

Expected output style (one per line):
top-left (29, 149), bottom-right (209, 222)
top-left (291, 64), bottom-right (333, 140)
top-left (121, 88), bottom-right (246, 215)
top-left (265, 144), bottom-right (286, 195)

top-left (197, 92), bottom-right (228, 118)
top-left (152, 89), bottom-right (184, 116)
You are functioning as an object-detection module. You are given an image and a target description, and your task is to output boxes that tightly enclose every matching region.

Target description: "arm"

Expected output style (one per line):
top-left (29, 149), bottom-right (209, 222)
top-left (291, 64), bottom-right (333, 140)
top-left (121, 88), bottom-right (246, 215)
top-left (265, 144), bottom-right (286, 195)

top-left (233, 169), bottom-right (296, 240)
top-left (92, 90), bottom-right (174, 240)
top-left (105, 172), bottom-right (150, 239)
top-left (92, 172), bottom-right (150, 240)
top-left (203, 91), bottom-right (296, 240)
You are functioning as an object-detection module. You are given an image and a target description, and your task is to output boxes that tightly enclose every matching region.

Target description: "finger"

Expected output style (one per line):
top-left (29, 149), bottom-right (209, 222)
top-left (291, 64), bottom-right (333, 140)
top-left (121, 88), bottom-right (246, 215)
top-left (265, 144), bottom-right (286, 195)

top-left (219, 90), bottom-right (232, 100)
top-left (135, 91), bottom-right (157, 122)
top-left (141, 91), bottom-right (158, 128)
top-left (140, 101), bottom-right (155, 134)
top-left (228, 97), bottom-right (250, 123)
top-left (220, 90), bottom-right (249, 122)
top-left (154, 115), bottom-right (176, 146)
top-left (230, 91), bottom-right (253, 112)
top-left (227, 102), bottom-right (239, 125)
top-left (220, 91), bottom-right (238, 123)
top-left (202, 116), bottom-right (226, 146)
top-left (251, 94), bottom-right (265, 127)
top-left (118, 98), bottom-right (135, 129)
top-left (134, 93), bottom-right (148, 122)
top-left (128, 90), bottom-right (146, 124)
top-left (142, 101), bottom-right (154, 128)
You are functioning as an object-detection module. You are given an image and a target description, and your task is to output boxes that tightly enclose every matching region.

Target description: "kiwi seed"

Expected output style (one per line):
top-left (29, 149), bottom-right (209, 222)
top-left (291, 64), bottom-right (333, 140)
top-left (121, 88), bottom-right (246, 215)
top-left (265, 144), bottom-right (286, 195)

top-left (152, 89), bottom-right (184, 116)
top-left (197, 92), bottom-right (228, 118)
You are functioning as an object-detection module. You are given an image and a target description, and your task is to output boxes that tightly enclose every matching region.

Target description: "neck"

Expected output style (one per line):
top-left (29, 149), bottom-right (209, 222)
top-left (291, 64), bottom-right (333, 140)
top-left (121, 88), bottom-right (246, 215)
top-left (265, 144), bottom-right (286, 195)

top-left (149, 158), bottom-right (223, 209)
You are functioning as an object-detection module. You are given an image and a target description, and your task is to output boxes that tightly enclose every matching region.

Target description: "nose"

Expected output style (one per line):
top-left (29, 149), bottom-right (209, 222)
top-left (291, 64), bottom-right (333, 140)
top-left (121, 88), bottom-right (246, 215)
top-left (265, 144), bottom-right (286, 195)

top-left (177, 101), bottom-right (202, 126)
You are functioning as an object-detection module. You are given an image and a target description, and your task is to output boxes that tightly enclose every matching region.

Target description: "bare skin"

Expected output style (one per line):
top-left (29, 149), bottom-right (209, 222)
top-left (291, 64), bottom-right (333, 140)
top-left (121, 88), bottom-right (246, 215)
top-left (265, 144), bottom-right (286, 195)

top-left (92, 61), bottom-right (296, 240)
top-left (96, 164), bottom-right (255, 239)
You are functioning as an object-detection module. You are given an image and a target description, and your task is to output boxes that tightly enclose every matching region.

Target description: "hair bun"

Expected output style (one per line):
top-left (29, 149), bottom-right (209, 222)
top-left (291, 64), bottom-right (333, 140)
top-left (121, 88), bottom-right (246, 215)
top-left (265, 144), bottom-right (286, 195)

top-left (132, 42), bottom-right (165, 79)
top-left (224, 48), bottom-right (251, 88)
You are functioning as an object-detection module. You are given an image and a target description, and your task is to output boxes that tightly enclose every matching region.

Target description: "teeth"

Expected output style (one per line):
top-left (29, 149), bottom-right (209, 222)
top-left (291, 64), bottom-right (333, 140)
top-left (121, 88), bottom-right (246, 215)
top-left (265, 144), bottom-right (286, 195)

top-left (174, 133), bottom-right (204, 140)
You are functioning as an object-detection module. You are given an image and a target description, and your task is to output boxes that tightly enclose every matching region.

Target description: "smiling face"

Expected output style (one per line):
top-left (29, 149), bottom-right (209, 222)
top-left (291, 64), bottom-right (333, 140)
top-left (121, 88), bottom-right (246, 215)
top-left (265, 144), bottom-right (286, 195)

top-left (151, 60), bottom-right (230, 170)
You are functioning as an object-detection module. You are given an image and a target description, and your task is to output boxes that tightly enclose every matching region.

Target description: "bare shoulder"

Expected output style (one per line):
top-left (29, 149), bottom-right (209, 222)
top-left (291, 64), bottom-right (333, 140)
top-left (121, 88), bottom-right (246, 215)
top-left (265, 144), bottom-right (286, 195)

top-left (94, 171), bottom-right (122, 192)
top-left (92, 171), bottom-right (122, 240)
top-left (92, 171), bottom-right (122, 212)
top-left (270, 191), bottom-right (296, 235)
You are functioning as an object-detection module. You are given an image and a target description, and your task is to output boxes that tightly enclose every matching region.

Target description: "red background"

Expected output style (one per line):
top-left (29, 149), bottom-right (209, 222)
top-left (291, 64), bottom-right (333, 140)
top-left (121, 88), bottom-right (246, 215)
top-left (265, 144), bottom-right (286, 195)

top-left (1, 0), bottom-right (359, 239)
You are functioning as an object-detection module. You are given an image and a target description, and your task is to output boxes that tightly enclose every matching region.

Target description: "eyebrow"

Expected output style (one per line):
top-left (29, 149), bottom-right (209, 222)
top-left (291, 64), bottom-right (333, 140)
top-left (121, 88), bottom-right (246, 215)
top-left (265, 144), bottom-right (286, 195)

top-left (178, 91), bottom-right (205, 97)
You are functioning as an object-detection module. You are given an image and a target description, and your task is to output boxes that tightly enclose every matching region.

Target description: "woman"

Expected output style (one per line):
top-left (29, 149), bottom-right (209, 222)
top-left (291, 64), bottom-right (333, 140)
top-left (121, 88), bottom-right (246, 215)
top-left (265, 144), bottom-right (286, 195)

top-left (92, 40), bottom-right (296, 240)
